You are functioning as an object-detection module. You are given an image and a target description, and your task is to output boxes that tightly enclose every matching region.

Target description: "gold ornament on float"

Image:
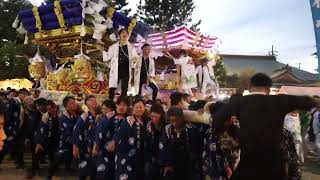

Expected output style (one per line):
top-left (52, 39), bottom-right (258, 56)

top-left (106, 7), bottom-right (115, 18)
top-left (54, 0), bottom-right (65, 28)
top-left (28, 62), bottom-right (45, 80)
top-left (28, 49), bottom-right (45, 80)
top-left (32, 6), bottom-right (42, 31)
top-left (72, 56), bottom-right (93, 83)
top-left (46, 72), bottom-right (59, 90)
top-left (128, 18), bottom-right (137, 34)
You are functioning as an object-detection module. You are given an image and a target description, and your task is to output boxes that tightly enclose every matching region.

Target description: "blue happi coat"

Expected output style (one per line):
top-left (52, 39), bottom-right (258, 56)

top-left (158, 123), bottom-right (203, 180)
top-left (113, 116), bottom-right (146, 180)
top-left (33, 115), bottom-right (60, 151)
top-left (72, 111), bottom-right (96, 176)
top-left (144, 121), bottom-right (163, 180)
top-left (94, 111), bottom-right (124, 180)
top-left (57, 111), bottom-right (78, 154)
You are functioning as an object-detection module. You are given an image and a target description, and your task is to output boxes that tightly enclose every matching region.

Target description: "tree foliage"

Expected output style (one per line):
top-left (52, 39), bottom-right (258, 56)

top-left (105, 0), bottom-right (131, 15)
top-left (0, 42), bottom-right (37, 80)
top-left (0, 0), bottom-right (33, 80)
top-left (224, 68), bottom-right (256, 94)
top-left (214, 57), bottom-right (227, 87)
top-left (136, 0), bottom-right (197, 31)
top-left (0, 0), bottom-right (32, 44)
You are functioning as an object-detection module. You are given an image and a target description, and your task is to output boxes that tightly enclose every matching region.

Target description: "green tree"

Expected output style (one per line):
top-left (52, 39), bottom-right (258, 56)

top-left (213, 56), bottom-right (227, 87)
top-left (223, 69), bottom-right (256, 94)
top-left (0, 0), bottom-right (32, 44)
top-left (0, 0), bottom-right (34, 80)
top-left (0, 42), bottom-right (37, 80)
top-left (105, 0), bottom-right (131, 15)
top-left (136, 0), bottom-right (197, 31)
top-left (225, 74), bottom-right (240, 88)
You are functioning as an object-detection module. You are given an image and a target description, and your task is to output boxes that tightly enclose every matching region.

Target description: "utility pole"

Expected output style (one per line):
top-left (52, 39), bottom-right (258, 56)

top-left (268, 45), bottom-right (278, 57)
top-left (297, 62), bottom-right (301, 69)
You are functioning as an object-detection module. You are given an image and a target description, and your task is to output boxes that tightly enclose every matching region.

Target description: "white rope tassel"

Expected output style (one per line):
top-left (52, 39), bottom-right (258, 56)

top-left (24, 33), bottom-right (28, 45)
top-left (12, 15), bottom-right (19, 28)
top-left (80, 21), bottom-right (86, 37)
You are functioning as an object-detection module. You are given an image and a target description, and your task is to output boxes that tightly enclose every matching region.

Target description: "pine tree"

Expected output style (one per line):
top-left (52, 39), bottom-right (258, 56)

top-left (105, 0), bottom-right (131, 15)
top-left (136, 0), bottom-right (198, 31)
top-left (0, 0), bottom-right (32, 43)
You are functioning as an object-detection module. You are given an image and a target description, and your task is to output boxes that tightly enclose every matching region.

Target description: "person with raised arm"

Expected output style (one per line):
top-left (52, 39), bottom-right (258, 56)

top-left (213, 73), bottom-right (317, 180)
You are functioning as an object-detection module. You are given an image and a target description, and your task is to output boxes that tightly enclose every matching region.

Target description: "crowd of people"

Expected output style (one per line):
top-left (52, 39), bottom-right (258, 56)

top-left (0, 73), bottom-right (318, 180)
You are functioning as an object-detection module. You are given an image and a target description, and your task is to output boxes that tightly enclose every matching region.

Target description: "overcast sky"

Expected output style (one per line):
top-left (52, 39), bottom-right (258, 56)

top-left (30, 0), bottom-right (318, 73)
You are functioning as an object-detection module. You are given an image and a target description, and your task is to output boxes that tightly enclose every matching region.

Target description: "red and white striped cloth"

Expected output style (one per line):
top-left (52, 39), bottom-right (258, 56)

top-left (147, 26), bottom-right (220, 50)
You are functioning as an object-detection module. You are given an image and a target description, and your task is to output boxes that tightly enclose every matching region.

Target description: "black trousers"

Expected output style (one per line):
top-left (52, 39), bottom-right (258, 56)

top-left (14, 135), bottom-right (25, 167)
top-left (30, 144), bottom-right (55, 172)
top-left (48, 150), bottom-right (73, 178)
top-left (31, 144), bottom-right (40, 171)
top-left (138, 80), bottom-right (158, 102)
top-left (109, 77), bottom-right (129, 100)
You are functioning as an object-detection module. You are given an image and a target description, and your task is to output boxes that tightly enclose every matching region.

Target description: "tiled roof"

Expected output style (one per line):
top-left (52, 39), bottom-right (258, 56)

top-left (221, 54), bottom-right (318, 81)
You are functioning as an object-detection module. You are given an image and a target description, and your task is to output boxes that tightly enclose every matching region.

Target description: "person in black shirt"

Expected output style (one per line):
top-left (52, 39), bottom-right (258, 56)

top-left (134, 44), bottom-right (159, 102)
top-left (104, 28), bottom-right (138, 100)
top-left (213, 73), bottom-right (317, 180)
top-left (26, 98), bottom-right (48, 178)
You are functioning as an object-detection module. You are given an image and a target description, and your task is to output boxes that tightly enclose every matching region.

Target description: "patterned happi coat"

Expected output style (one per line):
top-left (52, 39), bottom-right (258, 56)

top-left (113, 116), bottom-right (146, 180)
top-left (72, 112), bottom-right (96, 176)
top-left (144, 121), bottom-right (164, 180)
top-left (94, 111), bottom-right (125, 180)
top-left (158, 123), bottom-right (203, 180)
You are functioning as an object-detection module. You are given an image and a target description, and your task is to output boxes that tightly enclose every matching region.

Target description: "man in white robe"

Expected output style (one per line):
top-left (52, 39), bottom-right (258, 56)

top-left (134, 44), bottom-right (159, 102)
top-left (103, 28), bottom-right (138, 100)
top-left (165, 50), bottom-right (197, 96)
top-left (196, 58), bottom-right (220, 99)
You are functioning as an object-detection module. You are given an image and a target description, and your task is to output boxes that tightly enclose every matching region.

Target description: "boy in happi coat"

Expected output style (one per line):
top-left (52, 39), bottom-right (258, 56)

top-left (93, 98), bottom-right (129, 180)
top-left (203, 102), bottom-right (239, 180)
top-left (34, 100), bottom-right (60, 158)
top-left (107, 98), bottom-right (148, 180)
top-left (72, 95), bottom-right (98, 180)
top-left (159, 107), bottom-right (203, 180)
top-left (47, 96), bottom-right (79, 180)
top-left (32, 101), bottom-right (60, 177)
top-left (144, 103), bottom-right (166, 180)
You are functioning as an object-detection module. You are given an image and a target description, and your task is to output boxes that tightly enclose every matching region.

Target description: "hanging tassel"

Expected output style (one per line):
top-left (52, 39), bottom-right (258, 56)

top-left (109, 33), bottom-right (117, 42)
top-left (24, 33), bottom-right (28, 45)
top-left (80, 21), bottom-right (86, 37)
top-left (12, 15), bottom-right (19, 28)
top-left (17, 22), bottom-right (27, 34)
top-left (97, 67), bottom-right (104, 81)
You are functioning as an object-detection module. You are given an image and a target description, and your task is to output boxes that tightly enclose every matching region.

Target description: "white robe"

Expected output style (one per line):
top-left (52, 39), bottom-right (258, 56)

top-left (197, 59), bottom-right (219, 99)
top-left (134, 55), bottom-right (156, 94)
top-left (174, 56), bottom-right (197, 90)
top-left (103, 42), bottom-right (138, 89)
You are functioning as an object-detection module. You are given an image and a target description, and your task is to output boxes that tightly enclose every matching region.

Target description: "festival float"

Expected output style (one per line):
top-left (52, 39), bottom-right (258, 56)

top-left (13, 0), bottom-right (222, 101)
